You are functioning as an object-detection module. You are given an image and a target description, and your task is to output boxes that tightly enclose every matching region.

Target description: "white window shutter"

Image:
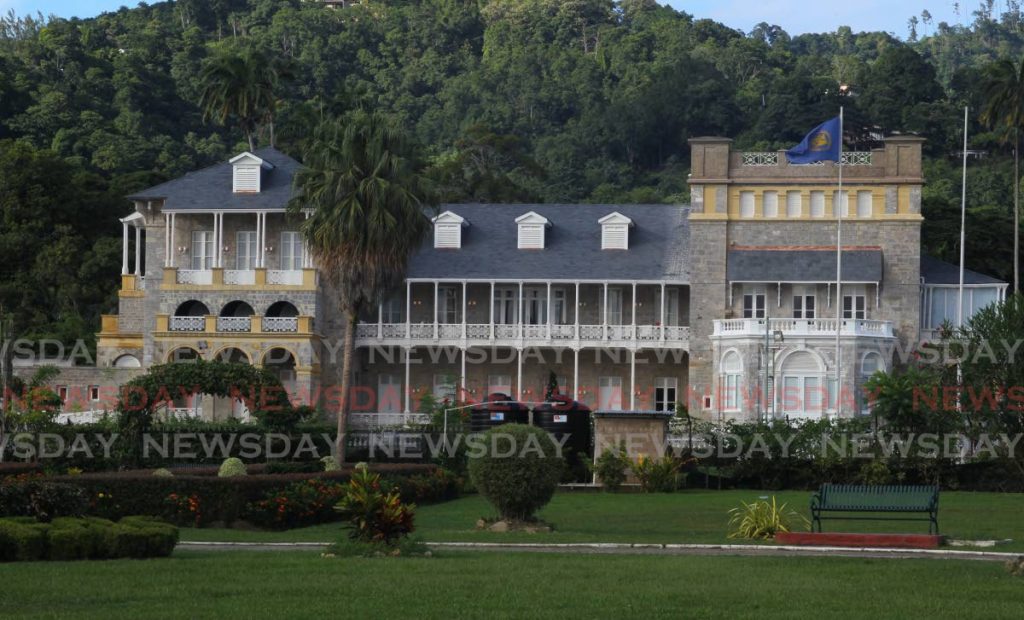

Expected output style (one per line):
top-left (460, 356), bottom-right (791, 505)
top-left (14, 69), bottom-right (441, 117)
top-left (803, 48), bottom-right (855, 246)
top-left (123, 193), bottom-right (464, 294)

top-left (518, 224), bottom-right (544, 249)
top-left (233, 165), bottom-right (260, 193)
top-left (434, 223), bottom-right (461, 248)
top-left (602, 224), bottom-right (628, 250)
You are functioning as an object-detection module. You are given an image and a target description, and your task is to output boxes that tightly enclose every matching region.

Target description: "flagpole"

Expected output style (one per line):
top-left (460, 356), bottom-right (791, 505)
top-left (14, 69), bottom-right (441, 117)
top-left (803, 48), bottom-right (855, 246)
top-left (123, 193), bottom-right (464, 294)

top-left (958, 105), bottom-right (968, 329)
top-left (835, 106), bottom-right (844, 417)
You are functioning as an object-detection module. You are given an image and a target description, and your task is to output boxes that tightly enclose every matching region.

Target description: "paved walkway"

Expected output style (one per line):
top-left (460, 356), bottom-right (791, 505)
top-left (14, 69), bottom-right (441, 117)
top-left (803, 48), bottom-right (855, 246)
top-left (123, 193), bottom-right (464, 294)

top-left (177, 540), bottom-right (1022, 562)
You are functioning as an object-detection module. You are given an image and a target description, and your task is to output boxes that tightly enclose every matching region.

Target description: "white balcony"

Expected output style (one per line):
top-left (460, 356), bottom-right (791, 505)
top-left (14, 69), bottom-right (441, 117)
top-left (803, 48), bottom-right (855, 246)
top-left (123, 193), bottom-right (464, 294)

top-left (263, 317), bottom-right (299, 333)
top-left (169, 316), bottom-right (206, 332)
top-left (355, 321), bottom-right (690, 349)
top-left (217, 317), bottom-right (252, 332)
top-left (224, 269), bottom-right (256, 285)
top-left (348, 412), bottom-right (432, 429)
top-left (176, 269), bottom-right (212, 285)
top-left (713, 317), bottom-right (894, 338)
top-left (267, 269), bottom-right (304, 285)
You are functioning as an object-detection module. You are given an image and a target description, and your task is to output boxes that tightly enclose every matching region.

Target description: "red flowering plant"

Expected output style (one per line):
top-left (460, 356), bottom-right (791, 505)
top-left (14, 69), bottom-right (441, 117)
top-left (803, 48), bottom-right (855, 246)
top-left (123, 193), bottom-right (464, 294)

top-left (165, 492), bottom-right (203, 527)
top-left (247, 479), bottom-right (346, 530)
top-left (334, 465), bottom-right (416, 544)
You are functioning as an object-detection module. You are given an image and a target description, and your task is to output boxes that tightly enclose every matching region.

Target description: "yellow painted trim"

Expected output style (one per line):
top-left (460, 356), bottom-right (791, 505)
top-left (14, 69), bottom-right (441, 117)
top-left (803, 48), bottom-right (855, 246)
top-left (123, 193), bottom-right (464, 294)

top-left (98, 336), bottom-right (144, 349)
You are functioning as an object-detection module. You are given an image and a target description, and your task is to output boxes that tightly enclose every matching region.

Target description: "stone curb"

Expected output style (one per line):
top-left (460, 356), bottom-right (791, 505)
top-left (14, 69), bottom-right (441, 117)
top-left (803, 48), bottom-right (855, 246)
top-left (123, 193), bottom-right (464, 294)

top-left (178, 540), bottom-right (1024, 561)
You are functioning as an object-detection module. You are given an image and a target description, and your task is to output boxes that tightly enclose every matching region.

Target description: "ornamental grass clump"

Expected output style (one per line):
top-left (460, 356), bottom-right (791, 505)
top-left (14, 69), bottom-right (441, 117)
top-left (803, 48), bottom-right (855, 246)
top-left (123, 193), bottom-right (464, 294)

top-left (727, 496), bottom-right (810, 540)
top-left (468, 424), bottom-right (564, 522)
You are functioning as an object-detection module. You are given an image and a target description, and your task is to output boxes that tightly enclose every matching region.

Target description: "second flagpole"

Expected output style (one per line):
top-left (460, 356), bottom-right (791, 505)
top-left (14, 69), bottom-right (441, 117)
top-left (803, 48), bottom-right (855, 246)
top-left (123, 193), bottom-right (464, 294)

top-left (835, 106), bottom-right (844, 416)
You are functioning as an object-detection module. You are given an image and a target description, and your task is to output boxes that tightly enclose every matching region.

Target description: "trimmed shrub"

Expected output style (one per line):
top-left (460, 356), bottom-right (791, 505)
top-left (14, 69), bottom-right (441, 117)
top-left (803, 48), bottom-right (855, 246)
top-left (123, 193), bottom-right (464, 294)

top-left (152, 468), bottom-right (174, 478)
top-left (593, 443), bottom-right (630, 491)
top-left (248, 479), bottom-right (346, 530)
top-left (321, 456), bottom-right (340, 472)
top-left (217, 458), bottom-right (247, 478)
top-left (0, 481), bottom-right (88, 522)
top-left (0, 516), bottom-right (177, 562)
top-left (24, 464), bottom-right (447, 526)
top-left (631, 455), bottom-right (681, 493)
top-left (468, 424), bottom-right (564, 521)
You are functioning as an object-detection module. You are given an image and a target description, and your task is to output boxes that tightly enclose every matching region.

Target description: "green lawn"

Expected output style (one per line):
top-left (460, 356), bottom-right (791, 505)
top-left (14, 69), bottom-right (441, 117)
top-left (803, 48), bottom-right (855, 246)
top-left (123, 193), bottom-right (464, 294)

top-left (179, 490), bottom-right (1024, 550)
top-left (2, 551), bottom-right (1022, 618)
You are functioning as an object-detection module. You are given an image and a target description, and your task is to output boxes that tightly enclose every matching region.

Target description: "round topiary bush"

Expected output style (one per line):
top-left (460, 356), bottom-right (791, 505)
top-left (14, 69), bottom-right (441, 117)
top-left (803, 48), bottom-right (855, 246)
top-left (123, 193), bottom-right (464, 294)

top-left (217, 458), bottom-right (247, 478)
top-left (321, 456), bottom-right (340, 472)
top-left (152, 468), bottom-right (174, 478)
top-left (468, 424), bottom-right (564, 522)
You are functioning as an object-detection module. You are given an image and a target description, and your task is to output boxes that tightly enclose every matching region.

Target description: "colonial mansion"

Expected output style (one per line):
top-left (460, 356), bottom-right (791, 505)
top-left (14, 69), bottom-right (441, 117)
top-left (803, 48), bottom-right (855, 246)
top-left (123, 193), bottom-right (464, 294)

top-left (41, 136), bottom-right (1007, 426)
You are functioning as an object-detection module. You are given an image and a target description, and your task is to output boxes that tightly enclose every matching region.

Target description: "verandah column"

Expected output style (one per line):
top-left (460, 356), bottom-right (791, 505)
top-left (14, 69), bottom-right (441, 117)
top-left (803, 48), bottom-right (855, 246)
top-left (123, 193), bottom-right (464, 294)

top-left (121, 220), bottom-right (129, 275)
top-left (134, 225), bottom-right (142, 275)
top-left (404, 346), bottom-right (411, 414)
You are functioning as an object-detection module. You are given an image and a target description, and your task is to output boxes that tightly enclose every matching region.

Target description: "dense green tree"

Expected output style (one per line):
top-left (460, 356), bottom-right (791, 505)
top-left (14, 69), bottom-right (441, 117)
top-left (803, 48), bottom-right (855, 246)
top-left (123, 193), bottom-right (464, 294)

top-left (198, 44), bottom-right (288, 150)
top-left (980, 56), bottom-right (1024, 292)
top-left (288, 112), bottom-right (436, 463)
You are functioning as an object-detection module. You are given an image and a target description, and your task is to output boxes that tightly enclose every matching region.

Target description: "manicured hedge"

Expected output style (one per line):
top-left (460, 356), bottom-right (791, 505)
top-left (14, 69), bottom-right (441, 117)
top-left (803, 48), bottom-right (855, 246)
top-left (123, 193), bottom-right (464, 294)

top-left (0, 516), bottom-right (178, 562)
top-left (25, 464), bottom-right (457, 526)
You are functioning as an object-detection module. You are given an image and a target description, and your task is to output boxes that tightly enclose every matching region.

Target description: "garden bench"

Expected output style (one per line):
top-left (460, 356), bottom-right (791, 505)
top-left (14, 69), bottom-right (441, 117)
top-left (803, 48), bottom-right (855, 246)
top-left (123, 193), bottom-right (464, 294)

top-left (810, 484), bottom-right (940, 534)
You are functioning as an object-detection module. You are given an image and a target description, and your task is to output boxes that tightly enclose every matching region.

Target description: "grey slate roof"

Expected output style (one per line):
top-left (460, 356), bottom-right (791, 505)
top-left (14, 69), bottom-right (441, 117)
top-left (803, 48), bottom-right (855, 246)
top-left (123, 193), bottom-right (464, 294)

top-left (406, 204), bottom-right (690, 282)
top-left (920, 255), bottom-right (1006, 286)
top-left (126, 147), bottom-right (300, 211)
top-left (726, 247), bottom-right (883, 282)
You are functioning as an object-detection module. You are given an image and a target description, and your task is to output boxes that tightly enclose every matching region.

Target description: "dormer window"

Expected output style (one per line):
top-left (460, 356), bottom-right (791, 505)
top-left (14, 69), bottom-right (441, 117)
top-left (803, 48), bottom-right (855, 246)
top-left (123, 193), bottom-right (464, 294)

top-left (515, 211), bottom-right (550, 249)
top-left (230, 152), bottom-right (271, 193)
top-left (599, 212), bottom-right (633, 250)
top-left (433, 211), bottom-right (467, 249)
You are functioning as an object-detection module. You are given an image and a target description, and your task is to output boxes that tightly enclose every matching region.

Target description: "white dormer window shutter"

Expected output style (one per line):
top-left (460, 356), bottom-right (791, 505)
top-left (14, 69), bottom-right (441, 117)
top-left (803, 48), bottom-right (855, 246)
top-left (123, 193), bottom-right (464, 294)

top-left (435, 223), bottom-right (460, 248)
top-left (514, 211), bottom-right (550, 249)
top-left (233, 165), bottom-right (260, 193)
top-left (598, 212), bottom-right (633, 250)
top-left (432, 210), bottom-right (466, 248)
top-left (602, 224), bottom-right (628, 250)
top-left (518, 224), bottom-right (544, 249)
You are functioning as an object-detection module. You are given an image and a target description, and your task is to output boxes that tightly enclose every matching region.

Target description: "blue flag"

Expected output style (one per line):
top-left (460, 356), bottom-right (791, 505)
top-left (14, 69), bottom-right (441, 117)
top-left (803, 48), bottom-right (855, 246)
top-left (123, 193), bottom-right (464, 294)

top-left (785, 117), bottom-right (841, 164)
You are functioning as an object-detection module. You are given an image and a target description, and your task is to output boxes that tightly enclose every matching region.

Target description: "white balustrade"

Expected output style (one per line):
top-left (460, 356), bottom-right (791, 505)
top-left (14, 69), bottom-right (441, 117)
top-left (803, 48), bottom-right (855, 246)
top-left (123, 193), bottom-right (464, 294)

top-left (224, 269), bottom-right (256, 285)
top-left (523, 325), bottom-right (547, 339)
top-left (266, 269), bottom-right (304, 285)
top-left (216, 317), bottom-right (251, 333)
top-left (348, 412), bottom-right (431, 429)
top-left (664, 326), bottom-right (690, 342)
top-left (382, 324), bottom-right (407, 338)
top-left (263, 317), bottom-right (298, 333)
top-left (176, 269), bottom-right (212, 285)
top-left (606, 325), bottom-right (633, 340)
top-left (842, 151), bottom-right (873, 166)
top-left (355, 324), bottom-right (378, 338)
top-left (493, 324), bottom-right (518, 339)
top-left (55, 410), bottom-right (108, 425)
top-left (169, 407), bottom-right (203, 419)
top-left (636, 325), bottom-right (661, 340)
top-left (713, 318), bottom-right (892, 338)
top-left (169, 316), bottom-right (206, 332)
top-left (410, 324), bottom-right (433, 338)
top-left (740, 152), bottom-right (779, 166)
top-left (438, 324), bottom-right (461, 339)
top-left (466, 324), bottom-right (490, 338)
top-left (579, 325), bottom-right (603, 340)
top-left (551, 325), bottom-right (575, 340)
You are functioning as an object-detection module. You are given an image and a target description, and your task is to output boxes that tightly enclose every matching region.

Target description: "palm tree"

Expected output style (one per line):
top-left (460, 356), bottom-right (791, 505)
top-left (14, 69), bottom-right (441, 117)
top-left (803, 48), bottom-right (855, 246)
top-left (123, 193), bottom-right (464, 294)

top-left (981, 57), bottom-right (1024, 292)
top-left (288, 112), bottom-right (436, 464)
top-left (198, 45), bottom-right (286, 151)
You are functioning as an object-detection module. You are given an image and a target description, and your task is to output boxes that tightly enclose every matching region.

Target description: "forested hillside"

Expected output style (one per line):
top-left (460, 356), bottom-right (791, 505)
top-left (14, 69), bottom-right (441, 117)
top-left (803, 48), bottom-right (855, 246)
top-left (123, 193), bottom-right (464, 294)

top-left (2, 0), bottom-right (1023, 348)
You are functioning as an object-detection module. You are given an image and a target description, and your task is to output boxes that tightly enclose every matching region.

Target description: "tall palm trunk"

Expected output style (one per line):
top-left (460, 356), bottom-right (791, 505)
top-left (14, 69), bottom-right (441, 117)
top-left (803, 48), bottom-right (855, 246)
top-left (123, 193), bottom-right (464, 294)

top-left (336, 310), bottom-right (357, 465)
top-left (246, 130), bottom-right (255, 152)
top-left (1016, 131), bottom-right (1021, 293)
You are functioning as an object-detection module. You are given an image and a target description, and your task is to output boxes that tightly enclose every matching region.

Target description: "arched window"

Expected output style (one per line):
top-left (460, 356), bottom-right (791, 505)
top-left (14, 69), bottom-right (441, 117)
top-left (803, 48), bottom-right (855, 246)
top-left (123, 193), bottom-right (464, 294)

top-left (263, 347), bottom-right (296, 386)
top-left (174, 300), bottom-right (210, 317)
top-left (779, 351), bottom-right (824, 418)
top-left (167, 347), bottom-right (201, 363)
top-left (216, 347), bottom-right (250, 364)
top-left (860, 351), bottom-right (883, 378)
top-left (720, 351), bottom-right (742, 412)
top-left (266, 301), bottom-right (299, 318)
top-left (113, 354), bottom-right (141, 368)
top-left (220, 300), bottom-right (255, 317)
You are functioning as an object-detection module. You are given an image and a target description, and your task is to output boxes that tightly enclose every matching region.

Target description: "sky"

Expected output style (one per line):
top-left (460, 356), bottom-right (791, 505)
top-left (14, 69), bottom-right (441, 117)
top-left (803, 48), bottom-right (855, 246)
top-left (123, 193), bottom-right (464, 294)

top-left (0, 1), bottom-right (975, 38)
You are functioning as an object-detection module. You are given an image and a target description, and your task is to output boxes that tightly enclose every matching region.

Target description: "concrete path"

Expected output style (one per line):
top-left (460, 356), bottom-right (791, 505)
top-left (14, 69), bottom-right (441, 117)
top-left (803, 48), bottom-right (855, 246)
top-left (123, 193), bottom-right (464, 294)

top-left (177, 540), bottom-right (1023, 562)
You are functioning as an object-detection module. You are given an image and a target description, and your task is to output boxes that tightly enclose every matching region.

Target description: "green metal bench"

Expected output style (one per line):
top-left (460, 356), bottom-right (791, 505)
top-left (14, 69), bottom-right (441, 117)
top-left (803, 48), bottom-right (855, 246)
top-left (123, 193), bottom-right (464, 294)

top-left (810, 484), bottom-right (940, 534)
